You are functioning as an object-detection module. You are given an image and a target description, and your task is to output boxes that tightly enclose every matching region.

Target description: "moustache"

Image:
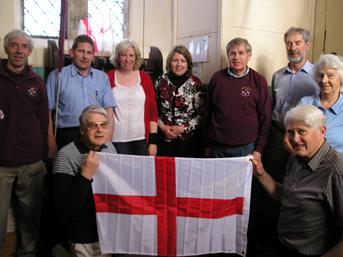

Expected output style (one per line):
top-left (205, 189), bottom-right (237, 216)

top-left (288, 50), bottom-right (300, 55)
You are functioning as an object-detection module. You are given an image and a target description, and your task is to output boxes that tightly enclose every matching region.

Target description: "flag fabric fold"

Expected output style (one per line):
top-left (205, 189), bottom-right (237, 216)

top-left (92, 154), bottom-right (252, 257)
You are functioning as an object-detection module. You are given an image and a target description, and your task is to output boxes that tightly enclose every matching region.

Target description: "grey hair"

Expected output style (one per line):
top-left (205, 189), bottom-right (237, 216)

top-left (284, 105), bottom-right (326, 128)
top-left (284, 27), bottom-right (311, 43)
top-left (110, 39), bottom-right (141, 70)
top-left (314, 54), bottom-right (343, 86)
top-left (226, 37), bottom-right (252, 55)
top-left (4, 29), bottom-right (34, 51)
top-left (79, 105), bottom-right (109, 129)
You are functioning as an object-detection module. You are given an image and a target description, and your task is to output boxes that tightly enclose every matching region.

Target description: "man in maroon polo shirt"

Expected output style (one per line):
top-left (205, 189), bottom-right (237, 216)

top-left (0, 29), bottom-right (48, 257)
top-left (204, 37), bottom-right (272, 257)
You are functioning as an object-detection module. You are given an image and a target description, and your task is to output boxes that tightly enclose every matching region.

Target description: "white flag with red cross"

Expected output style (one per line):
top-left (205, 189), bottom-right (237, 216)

top-left (92, 154), bottom-right (252, 256)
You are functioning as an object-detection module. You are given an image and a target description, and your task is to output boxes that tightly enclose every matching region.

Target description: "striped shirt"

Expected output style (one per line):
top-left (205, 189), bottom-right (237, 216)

top-left (278, 141), bottom-right (343, 255)
top-left (53, 140), bottom-right (117, 243)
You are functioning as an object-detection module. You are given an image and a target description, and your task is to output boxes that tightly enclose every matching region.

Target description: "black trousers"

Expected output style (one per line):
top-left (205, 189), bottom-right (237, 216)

top-left (277, 241), bottom-right (320, 257)
top-left (157, 134), bottom-right (202, 157)
top-left (56, 127), bottom-right (80, 149)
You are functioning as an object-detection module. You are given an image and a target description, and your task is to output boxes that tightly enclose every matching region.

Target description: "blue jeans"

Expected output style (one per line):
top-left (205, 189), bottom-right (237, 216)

top-left (210, 143), bottom-right (254, 158)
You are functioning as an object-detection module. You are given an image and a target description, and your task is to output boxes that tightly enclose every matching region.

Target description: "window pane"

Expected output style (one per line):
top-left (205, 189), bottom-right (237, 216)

top-left (23, 0), bottom-right (61, 37)
top-left (86, 0), bottom-right (127, 52)
top-left (23, 0), bottom-right (128, 44)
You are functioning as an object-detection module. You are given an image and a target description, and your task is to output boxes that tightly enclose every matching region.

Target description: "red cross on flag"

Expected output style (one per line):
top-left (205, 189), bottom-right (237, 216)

top-left (92, 154), bottom-right (252, 256)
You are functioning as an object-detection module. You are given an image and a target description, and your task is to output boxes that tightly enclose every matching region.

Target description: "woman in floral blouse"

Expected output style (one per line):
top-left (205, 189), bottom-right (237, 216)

top-left (155, 45), bottom-right (204, 157)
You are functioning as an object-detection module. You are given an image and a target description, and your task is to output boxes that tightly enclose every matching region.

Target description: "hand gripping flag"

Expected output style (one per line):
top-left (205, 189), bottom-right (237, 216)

top-left (92, 154), bottom-right (252, 256)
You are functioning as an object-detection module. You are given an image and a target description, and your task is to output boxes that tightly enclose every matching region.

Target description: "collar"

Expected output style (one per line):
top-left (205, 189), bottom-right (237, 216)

top-left (330, 93), bottom-right (343, 114)
top-left (286, 60), bottom-right (313, 75)
top-left (299, 141), bottom-right (331, 172)
top-left (2, 59), bottom-right (29, 77)
top-left (74, 138), bottom-right (107, 154)
top-left (227, 67), bottom-right (250, 78)
top-left (71, 63), bottom-right (93, 78)
top-left (313, 93), bottom-right (343, 115)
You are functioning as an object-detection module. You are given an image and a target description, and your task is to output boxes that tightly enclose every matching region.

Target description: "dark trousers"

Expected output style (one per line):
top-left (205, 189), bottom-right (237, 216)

top-left (0, 161), bottom-right (45, 257)
top-left (56, 127), bottom-right (80, 150)
top-left (113, 139), bottom-right (148, 155)
top-left (259, 122), bottom-right (290, 253)
top-left (157, 134), bottom-right (202, 157)
top-left (277, 241), bottom-right (320, 257)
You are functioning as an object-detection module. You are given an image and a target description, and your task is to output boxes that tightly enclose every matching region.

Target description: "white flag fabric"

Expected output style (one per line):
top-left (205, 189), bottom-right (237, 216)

top-left (92, 154), bottom-right (252, 257)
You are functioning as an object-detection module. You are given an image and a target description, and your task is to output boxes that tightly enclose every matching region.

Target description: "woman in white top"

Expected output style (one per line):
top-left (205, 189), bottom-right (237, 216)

top-left (107, 40), bottom-right (158, 155)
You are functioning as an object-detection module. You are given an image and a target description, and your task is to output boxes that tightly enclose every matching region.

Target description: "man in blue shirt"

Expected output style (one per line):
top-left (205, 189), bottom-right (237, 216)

top-left (260, 27), bottom-right (320, 255)
top-left (264, 27), bottom-right (319, 182)
top-left (46, 35), bottom-right (116, 157)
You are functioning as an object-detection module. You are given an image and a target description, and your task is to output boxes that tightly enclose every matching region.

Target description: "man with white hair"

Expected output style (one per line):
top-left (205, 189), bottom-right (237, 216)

top-left (53, 105), bottom-right (116, 257)
top-left (252, 104), bottom-right (343, 257)
top-left (0, 29), bottom-right (49, 256)
top-left (261, 27), bottom-right (320, 253)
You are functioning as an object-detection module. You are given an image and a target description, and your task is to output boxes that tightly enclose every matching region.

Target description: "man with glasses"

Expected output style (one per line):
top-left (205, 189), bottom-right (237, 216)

top-left (53, 105), bottom-right (116, 257)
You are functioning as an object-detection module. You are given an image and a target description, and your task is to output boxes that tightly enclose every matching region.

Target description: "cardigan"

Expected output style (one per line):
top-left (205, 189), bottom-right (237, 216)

top-left (107, 69), bottom-right (158, 143)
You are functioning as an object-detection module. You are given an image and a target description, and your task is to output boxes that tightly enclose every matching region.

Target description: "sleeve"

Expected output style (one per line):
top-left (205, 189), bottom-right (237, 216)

top-left (254, 75), bottom-right (272, 154)
top-left (106, 69), bottom-right (115, 89)
top-left (101, 71), bottom-right (117, 108)
top-left (202, 74), bottom-right (215, 147)
top-left (183, 76), bottom-right (205, 134)
top-left (53, 152), bottom-right (93, 221)
top-left (155, 75), bottom-right (173, 125)
top-left (142, 71), bottom-right (158, 122)
top-left (37, 77), bottom-right (49, 159)
top-left (271, 72), bottom-right (277, 109)
top-left (45, 69), bottom-right (59, 110)
top-left (329, 170), bottom-right (343, 234)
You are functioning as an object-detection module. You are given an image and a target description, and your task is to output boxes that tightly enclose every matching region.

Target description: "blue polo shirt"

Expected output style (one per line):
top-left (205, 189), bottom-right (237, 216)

top-left (299, 94), bottom-right (343, 153)
top-left (272, 60), bottom-right (319, 125)
top-left (46, 64), bottom-right (116, 128)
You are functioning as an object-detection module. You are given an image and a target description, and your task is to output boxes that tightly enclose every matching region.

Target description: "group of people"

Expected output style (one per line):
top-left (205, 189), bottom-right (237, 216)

top-left (0, 25), bottom-right (343, 257)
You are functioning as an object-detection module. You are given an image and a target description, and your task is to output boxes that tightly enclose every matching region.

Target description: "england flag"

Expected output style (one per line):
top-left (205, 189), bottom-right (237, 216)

top-left (92, 154), bottom-right (252, 256)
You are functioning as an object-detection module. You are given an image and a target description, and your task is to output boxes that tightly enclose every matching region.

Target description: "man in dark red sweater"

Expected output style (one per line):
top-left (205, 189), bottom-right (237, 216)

top-left (204, 37), bottom-right (272, 257)
top-left (205, 37), bottom-right (271, 161)
top-left (0, 29), bottom-right (48, 257)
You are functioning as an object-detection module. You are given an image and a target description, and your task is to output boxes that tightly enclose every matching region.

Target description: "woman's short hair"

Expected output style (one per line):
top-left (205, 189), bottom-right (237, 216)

top-left (284, 105), bottom-right (326, 129)
top-left (4, 29), bottom-right (33, 51)
top-left (226, 37), bottom-right (252, 55)
top-left (79, 105), bottom-right (109, 129)
top-left (314, 54), bottom-right (343, 86)
top-left (165, 45), bottom-right (193, 75)
top-left (111, 39), bottom-right (141, 70)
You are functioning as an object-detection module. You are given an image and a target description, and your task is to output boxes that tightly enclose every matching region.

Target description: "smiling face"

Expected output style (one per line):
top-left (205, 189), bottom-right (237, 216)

top-left (316, 66), bottom-right (342, 98)
top-left (285, 32), bottom-right (309, 64)
top-left (286, 121), bottom-right (326, 159)
top-left (5, 35), bottom-right (32, 73)
top-left (170, 52), bottom-right (188, 76)
top-left (119, 46), bottom-right (136, 71)
top-left (227, 43), bottom-right (251, 76)
top-left (70, 42), bottom-right (94, 74)
top-left (81, 113), bottom-right (109, 150)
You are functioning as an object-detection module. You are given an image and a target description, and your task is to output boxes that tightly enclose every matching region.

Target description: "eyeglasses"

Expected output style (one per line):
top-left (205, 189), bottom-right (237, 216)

top-left (87, 121), bottom-right (109, 131)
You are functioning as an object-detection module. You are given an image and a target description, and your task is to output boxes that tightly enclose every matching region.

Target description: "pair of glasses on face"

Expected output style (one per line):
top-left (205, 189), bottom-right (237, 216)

top-left (87, 121), bottom-right (109, 131)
